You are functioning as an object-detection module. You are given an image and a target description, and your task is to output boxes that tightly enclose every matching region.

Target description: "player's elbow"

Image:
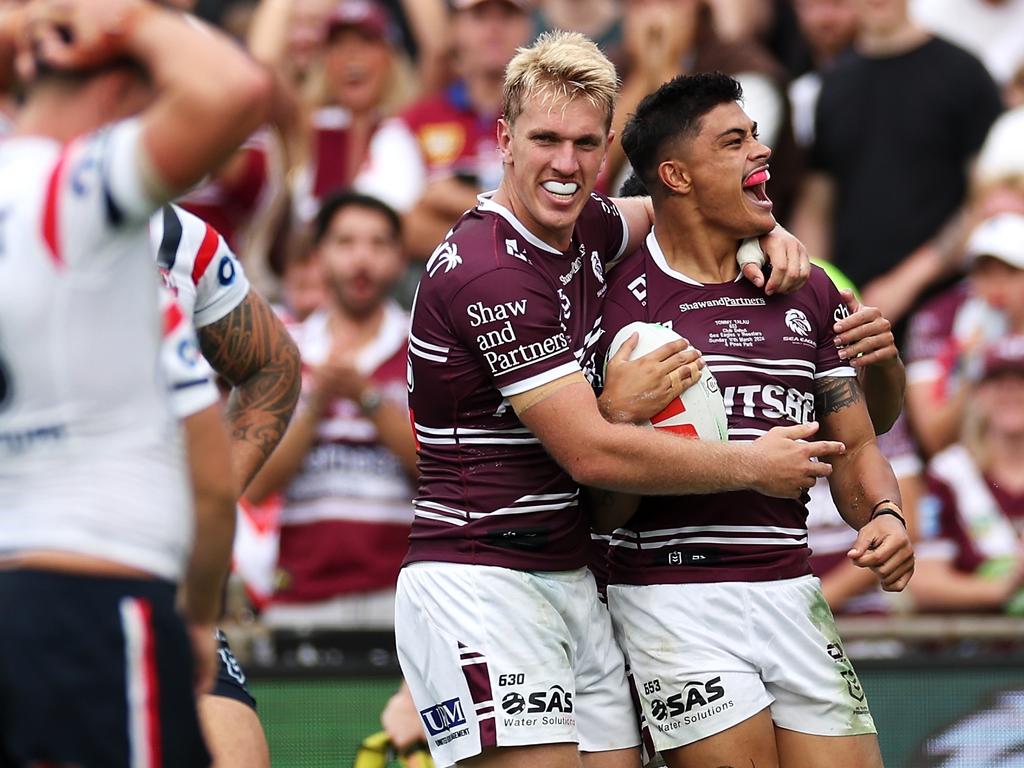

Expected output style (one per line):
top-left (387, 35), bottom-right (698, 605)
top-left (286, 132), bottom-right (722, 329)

top-left (561, 447), bottom-right (622, 490)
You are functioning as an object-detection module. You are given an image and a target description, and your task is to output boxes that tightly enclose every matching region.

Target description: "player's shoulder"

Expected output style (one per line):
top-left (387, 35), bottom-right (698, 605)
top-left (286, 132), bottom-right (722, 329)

top-left (605, 247), bottom-right (646, 301)
top-left (422, 207), bottom-right (541, 289)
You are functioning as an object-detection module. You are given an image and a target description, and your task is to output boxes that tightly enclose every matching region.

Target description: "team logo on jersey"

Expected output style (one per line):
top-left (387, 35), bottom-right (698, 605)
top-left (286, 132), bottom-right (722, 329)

top-left (506, 238), bottom-right (528, 262)
top-left (590, 249), bottom-right (605, 284)
top-left (426, 241), bottom-right (462, 277)
top-left (785, 308), bottom-right (812, 337)
top-left (628, 275), bottom-right (647, 303)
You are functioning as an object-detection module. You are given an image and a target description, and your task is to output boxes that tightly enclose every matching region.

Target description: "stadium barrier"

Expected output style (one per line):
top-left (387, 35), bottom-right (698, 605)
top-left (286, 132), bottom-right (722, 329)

top-left (233, 617), bottom-right (1024, 768)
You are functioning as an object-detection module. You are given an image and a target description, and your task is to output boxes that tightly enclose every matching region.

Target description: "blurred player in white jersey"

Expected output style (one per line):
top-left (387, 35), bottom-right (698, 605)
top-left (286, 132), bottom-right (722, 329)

top-left (595, 73), bottom-right (914, 768)
top-left (0, 1), bottom-right (268, 765)
top-left (151, 202), bottom-right (300, 768)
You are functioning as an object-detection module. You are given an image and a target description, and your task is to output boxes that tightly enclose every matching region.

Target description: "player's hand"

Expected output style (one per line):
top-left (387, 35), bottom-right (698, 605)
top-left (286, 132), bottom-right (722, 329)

top-left (847, 515), bottom-right (915, 591)
top-left (23, 0), bottom-right (152, 72)
top-left (188, 622), bottom-right (218, 696)
top-left (746, 225), bottom-right (810, 295)
top-left (833, 289), bottom-right (900, 369)
top-left (599, 332), bottom-right (703, 424)
top-left (751, 421), bottom-right (845, 498)
top-left (381, 682), bottom-right (427, 753)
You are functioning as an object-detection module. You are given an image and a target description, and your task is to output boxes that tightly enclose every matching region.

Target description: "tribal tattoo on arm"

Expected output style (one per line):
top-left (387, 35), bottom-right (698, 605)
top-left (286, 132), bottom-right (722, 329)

top-left (198, 290), bottom-right (302, 492)
top-left (814, 376), bottom-right (863, 418)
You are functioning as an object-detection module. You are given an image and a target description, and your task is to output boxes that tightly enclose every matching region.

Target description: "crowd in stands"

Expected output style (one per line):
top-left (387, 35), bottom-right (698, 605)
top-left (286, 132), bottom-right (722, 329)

top-left (172, 0), bottom-right (1024, 627)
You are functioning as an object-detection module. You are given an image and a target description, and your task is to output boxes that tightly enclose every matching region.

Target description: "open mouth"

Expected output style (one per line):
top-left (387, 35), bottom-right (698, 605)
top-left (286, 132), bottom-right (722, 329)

top-left (541, 180), bottom-right (579, 202)
top-left (742, 167), bottom-right (773, 210)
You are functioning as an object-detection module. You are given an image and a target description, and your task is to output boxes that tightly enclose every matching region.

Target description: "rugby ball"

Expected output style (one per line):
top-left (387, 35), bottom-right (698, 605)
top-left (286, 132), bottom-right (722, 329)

top-left (604, 322), bottom-right (728, 442)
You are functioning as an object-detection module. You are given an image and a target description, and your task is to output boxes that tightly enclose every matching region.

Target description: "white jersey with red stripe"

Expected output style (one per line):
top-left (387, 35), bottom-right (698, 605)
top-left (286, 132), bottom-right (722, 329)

top-left (0, 119), bottom-right (195, 581)
top-left (150, 203), bottom-right (250, 328)
top-left (159, 286), bottom-right (219, 420)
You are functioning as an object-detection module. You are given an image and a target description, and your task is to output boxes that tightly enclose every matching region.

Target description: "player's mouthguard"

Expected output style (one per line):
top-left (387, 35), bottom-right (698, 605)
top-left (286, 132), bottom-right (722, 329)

top-left (742, 168), bottom-right (770, 188)
top-left (542, 181), bottom-right (578, 196)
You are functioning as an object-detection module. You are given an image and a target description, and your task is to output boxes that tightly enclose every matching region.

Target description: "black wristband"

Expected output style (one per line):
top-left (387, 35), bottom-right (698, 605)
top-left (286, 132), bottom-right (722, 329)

top-left (870, 506), bottom-right (907, 528)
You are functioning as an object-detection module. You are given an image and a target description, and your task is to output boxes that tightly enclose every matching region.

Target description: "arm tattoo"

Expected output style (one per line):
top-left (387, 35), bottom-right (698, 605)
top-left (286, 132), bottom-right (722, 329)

top-left (198, 291), bottom-right (301, 486)
top-left (814, 376), bottom-right (863, 418)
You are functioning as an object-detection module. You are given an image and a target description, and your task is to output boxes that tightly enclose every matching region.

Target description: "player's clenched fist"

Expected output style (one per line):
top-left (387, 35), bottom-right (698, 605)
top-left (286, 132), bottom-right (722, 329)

top-left (22, 0), bottom-right (156, 72)
top-left (751, 421), bottom-right (845, 499)
top-left (848, 513), bottom-right (915, 592)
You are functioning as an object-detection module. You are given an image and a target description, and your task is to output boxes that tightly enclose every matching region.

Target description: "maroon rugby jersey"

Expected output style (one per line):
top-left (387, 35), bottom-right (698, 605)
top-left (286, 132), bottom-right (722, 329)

top-left (597, 231), bottom-right (855, 586)
top-left (405, 192), bottom-right (629, 570)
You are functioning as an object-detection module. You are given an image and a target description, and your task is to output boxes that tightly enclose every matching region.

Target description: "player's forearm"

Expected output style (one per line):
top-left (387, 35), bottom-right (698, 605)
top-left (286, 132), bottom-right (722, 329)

top-left (859, 357), bottom-right (905, 435)
top-left (181, 406), bottom-right (237, 625)
top-left (129, 6), bottom-right (270, 194)
top-left (566, 420), bottom-right (760, 495)
top-left (828, 442), bottom-right (902, 531)
top-left (242, 400), bottom-right (320, 504)
top-left (199, 293), bottom-right (302, 493)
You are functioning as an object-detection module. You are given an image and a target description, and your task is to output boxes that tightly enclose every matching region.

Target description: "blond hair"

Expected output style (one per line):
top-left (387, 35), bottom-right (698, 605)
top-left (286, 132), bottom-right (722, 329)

top-left (502, 31), bottom-right (619, 130)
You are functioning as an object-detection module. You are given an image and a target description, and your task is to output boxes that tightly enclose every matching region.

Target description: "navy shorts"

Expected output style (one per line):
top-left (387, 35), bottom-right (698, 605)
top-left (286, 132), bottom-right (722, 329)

top-left (0, 570), bottom-right (210, 768)
top-left (211, 629), bottom-right (257, 711)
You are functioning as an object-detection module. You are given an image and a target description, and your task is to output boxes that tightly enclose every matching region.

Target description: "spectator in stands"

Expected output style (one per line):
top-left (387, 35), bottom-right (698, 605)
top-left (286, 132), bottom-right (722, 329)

top-left (788, 0), bottom-right (857, 149)
top-left (606, 0), bottom-right (800, 214)
top-left (245, 192), bottom-right (415, 629)
top-left (911, 336), bottom-right (1024, 614)
top-left (290, 0), bottom-right (408, 222)
top-left (905, 212), bottom-right (1024, 457)
top-left (277, 247), bottom-right (328, 324)
top-left (354, 0), bottom-right (534, 261)
top-left (531, 0), bottom-right (624, 53)
top-left (791, 0), bottom-right (1003, 325)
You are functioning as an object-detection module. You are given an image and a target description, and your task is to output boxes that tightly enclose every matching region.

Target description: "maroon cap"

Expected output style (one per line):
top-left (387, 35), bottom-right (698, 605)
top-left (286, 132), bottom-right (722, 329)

top-left (326, 0), bottom-right (394, 41)
top-left (981, 336), bottom-right (1024, 381)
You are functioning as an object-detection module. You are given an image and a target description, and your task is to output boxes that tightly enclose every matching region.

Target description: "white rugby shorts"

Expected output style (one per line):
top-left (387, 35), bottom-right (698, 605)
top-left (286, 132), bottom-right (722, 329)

top-left (395, 562), bottom-right (640, 767)
top-left (607, 575), bottom-right (876, 752)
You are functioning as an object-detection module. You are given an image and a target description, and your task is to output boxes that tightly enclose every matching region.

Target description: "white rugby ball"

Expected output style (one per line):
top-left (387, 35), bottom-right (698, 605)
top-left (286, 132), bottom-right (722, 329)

top-left (604, 322), bottom-right (729, 442)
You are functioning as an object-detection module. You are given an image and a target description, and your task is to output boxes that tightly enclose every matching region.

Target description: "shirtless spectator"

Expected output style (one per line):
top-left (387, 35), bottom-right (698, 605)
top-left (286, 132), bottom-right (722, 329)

top-left (355, 0), bottom-right (534, 261)
top-left (246, 192), bottom-right (416, 629)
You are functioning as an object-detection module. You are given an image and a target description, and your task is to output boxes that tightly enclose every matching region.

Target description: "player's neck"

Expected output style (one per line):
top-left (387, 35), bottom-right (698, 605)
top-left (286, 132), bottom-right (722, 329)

top-left (327, 302), bottom-right (386, 351)
top-left (13, 91), bottom-right (106, 143)
top-left (655, 213), bottom-right (739, 284)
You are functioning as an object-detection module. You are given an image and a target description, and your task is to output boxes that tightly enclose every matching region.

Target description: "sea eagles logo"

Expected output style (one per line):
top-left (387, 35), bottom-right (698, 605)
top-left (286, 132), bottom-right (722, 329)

top-left (591, 250), bottom-right (604, 284)
top-left (785, 308), bottom-right (812, 337)
top-left (426, 241), bottom-right (462, 277)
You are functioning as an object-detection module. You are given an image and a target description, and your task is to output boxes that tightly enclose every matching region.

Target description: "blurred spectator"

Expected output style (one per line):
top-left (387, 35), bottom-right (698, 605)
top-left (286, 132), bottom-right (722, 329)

top-left (975, 107), bottom-right (1024, 189)
top-left (808, 413), bottom-right (923, 614)
top-left (245, 192), bottom-right (416, 629)
top-left (905, 212), bottom-right (1024, 457)
top-left (910, 0), bottom-right (1024, 87)
top-left (788, 0), bottom-right (857, 148)
top-left (277, 246), bottom-right (329, 324)
top-left (178, 131), bottom-right (281, 255)
top-left (355, 0), bottom-right (534, 261)
top-left (531, 0), bottom-right (624, 53)
top-left (791, 0), bottom-right (1003, 324)
top-left (607, 0), bottom-right (799, 213)
top-left (292, 0), bottom-right (409, 222)
top-left (911, 336), bottom-right (1024, 614)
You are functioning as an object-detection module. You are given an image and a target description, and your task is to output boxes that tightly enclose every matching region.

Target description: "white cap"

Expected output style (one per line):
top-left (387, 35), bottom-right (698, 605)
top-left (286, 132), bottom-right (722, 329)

top-left (974, 107), bottom-right (1024, 187)
top-left (966, 212), bottom-right (1024, 270)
